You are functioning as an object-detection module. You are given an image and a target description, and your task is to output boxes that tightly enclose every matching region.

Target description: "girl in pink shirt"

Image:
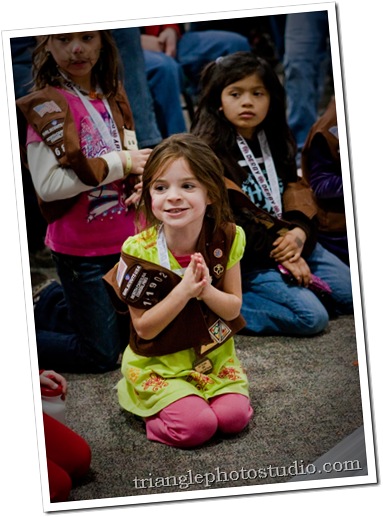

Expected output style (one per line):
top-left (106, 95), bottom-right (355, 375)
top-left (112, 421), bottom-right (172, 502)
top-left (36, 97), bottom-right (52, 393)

top-left (17, 30), bottom-right (151, 372)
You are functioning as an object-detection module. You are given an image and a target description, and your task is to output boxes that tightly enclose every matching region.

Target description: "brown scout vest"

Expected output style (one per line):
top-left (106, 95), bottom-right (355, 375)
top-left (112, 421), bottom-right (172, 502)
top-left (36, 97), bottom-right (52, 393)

top-left (103, 219), bottom-right (246, 357)
top-left (301, 98), bottom-right (346, 233)
top-left (224, 177), bottom-right (292, 236)
top-left (16, 84), bottom-right (134, 223)
top-left (224, 174), bottom-right (318, 259)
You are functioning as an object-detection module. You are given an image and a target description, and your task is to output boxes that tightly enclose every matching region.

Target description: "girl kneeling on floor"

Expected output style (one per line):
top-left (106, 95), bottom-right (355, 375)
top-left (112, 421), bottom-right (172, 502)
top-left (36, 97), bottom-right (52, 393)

top-left (105, 133), bottom-right (253, 448)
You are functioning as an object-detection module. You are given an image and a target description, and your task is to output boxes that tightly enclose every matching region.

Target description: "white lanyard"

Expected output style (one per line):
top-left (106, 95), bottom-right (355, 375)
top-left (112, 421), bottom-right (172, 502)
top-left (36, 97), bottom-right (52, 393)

top-left (58, 70), bottom-right (121, 151)
top-left (72, 85), bottom-right (122, 151)
top-left (157, 225), bottom-right (186, 277)
top-left (236, 130), bottom-right (282, 219)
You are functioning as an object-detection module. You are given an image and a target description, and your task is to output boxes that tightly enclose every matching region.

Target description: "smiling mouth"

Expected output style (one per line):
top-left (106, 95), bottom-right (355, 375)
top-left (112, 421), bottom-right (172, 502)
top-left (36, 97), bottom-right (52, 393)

top-left (166, 208), bottom-right (187, 214)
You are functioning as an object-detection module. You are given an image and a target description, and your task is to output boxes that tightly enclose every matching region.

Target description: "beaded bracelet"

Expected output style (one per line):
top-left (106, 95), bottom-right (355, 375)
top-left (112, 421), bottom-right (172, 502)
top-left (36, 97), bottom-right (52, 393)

top-left (124, 151), bottom-right (132, 177)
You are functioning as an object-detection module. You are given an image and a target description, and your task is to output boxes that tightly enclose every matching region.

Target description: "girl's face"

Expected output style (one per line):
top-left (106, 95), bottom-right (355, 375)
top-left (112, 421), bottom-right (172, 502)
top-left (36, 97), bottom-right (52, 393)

top-left (149, 158), bottom-right (211, 232)
top-left (46, 32), bottom-right (102, 90)
top-left (220, 72), bottom-right (270, 139)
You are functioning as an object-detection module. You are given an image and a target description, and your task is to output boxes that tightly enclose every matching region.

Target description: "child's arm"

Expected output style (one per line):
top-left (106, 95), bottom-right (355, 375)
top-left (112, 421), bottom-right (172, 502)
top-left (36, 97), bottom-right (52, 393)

top-left (279, 256), bottom-right (312, 287)
top-left (270, 227), bottom-right (307, 263)
top-left (195, 253), bottom-right (243, 321)
top-left (27, 142), bottom-right (150, 202)
top-left (40, 370), bottom-right (68, 398)
top-left (129, 254), bottom-right (209, 340)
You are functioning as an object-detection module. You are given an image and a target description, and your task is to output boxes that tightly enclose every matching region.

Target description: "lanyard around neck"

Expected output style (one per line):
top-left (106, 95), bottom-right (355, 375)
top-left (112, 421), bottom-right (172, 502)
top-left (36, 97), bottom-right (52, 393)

top-left (157, 225), bottom-right (187, 277)
top-left (58, 71), bottom-right (121, 151)
top-left (73, 86), bottom-right (121, 151)
top-left (236, 130), bottom-right (282, 219)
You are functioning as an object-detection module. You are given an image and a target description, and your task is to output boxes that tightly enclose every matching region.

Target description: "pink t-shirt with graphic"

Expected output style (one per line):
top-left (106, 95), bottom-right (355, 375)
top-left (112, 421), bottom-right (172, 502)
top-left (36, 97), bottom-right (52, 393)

top-left (27, 88), bottom-right (135, 257)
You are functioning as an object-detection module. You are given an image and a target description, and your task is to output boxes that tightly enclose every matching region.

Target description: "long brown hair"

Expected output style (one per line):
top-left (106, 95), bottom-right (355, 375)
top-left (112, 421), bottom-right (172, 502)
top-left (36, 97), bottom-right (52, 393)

top-left (192, 51), bottom-right (297, 184)
top-left (137, 133), bottom-right (233, 231)
top-left (31, 30), bottom-right (122, 97)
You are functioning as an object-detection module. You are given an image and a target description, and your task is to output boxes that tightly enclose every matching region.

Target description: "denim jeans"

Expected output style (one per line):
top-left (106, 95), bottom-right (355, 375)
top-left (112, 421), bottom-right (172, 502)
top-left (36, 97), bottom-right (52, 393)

top-left (11, 36), bottom-right (48, 252)
top-left (112, 28), bottom-right (162, 148)
top-left (283, 11), bottom-right (331, 157)
top-left (241, 243), bottom-right (353, 336)
top-left (10, 36), bottom-right (35, 99)
top-left (177, 30), bottom-right (251, 96)
top-left (35, 253), bottom-right (128, 373)
top-left (144, 49), bottom-right (187, 138)
top-left (142, 29), bottom-right (251, 137)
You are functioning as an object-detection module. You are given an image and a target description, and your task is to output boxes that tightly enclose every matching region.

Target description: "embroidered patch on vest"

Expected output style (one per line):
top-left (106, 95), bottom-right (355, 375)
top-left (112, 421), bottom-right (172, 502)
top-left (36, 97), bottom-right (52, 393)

top-left (118, 259), bottom-right (171, 308)
top-left (208, 319), bottom-right (231, 344)
top-left (42, 120), bottom-right (64, 144)
top-left (33, 101), bottom-right (62, 117)
top-left (40, 119), bottom-right (65, 158)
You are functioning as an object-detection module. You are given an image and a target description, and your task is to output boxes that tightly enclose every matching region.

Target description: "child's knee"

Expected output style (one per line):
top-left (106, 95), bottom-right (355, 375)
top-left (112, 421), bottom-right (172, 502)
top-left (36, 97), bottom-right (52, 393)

top-left (176, 408), bottom-right (218, 447)
top-left (300, 308), bottom-right (329, 336)
top-left (146, 396), bottom-right (218, 448)
top-left (210, 394), bottom-right (253, 435)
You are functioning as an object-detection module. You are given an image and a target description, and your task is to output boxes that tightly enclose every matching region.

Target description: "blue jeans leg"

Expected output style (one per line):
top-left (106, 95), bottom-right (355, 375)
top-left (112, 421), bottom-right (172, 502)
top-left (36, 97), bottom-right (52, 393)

top-left (241, 268), bottom-right (329, 336)
top-left (34, 280), bottom-right (73, 333)
top-left (283, 11), bottom-right (330, 154)
top-left (10, 36), bottom-right (35, 99)
top-left (306, 243), bottom-right (354, 315)
top-left (34, 281), bottom-right (106, 373)
top-left (36, 328), bottom-right (91, 373)
top-left (177, 30), bottom-right (251, 95)
top-left (35, 253), bottom-right (126, 372)
top-left (112, 28), bottom-right (162, 148)
top-left (144, 50), bottom-right (187, 138)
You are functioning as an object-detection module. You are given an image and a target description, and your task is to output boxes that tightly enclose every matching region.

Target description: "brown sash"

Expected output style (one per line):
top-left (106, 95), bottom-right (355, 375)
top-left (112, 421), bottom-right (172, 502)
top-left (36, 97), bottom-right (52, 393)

top-left (103, 221), bottom-right (246, 357)
top-left (225, 177), bottom-right (291, 235)
top-left (16, 84), bottom-right (134, 222)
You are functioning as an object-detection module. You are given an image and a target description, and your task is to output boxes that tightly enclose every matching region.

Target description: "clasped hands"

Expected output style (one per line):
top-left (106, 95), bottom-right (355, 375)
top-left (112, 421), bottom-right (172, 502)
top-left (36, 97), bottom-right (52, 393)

top-left (270, 227), bottom-right (312, 287)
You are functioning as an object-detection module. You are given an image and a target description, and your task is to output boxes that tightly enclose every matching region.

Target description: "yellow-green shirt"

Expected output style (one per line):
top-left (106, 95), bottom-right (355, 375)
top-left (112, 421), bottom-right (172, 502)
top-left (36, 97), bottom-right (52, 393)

top-left (117, 224), bottom-right (250, 417)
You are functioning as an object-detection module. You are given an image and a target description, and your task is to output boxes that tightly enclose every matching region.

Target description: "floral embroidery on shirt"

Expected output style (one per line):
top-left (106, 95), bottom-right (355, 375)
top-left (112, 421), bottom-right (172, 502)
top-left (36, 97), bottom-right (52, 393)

top-left (142, 373), bottom-right (169, 392)
top-left (127, 367), bottom-right (141, 384)
top-left (218, 366), bottom-right (242, 381)
top-left (186, 371), bottom-right (214, 391)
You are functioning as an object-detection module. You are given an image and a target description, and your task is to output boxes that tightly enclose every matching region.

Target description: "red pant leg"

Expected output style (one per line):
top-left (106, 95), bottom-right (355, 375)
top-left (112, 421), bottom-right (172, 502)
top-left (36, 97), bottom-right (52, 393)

top-left (43, 412), bottom-right (91, 494)
top-left (46, 458), bottom-right (72, 503)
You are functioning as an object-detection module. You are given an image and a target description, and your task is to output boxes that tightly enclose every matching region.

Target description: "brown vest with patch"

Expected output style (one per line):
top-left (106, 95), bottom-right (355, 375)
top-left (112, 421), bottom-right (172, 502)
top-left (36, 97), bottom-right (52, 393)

top-left (103, 220), bottom-right (246, 357)
top-left (16, 84), bottom-right (134, 222)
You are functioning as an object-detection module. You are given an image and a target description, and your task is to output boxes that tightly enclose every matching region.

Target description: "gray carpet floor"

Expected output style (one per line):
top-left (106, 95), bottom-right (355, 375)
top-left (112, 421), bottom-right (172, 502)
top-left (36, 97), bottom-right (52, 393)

top-left (55, 314), bottom-right (365, 505)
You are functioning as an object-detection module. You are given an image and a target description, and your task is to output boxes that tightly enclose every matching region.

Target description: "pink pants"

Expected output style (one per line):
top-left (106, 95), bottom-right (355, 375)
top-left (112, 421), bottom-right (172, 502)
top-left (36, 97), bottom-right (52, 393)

top-left (145, 394), bottom-right (253, 448)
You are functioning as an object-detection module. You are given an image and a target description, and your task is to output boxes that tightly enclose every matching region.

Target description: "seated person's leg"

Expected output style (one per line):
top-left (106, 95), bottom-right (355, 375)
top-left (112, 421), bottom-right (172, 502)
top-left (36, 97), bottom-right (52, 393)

top-left (177, 30), bottom-right (251, 95)
top-left (112, 28), bottom-right (162, 148)
top-left (241, 267), bottom-right (329, 336)
top-left (144, 50), bottom-right (187, 138)
top-left (44, 413), bottom-right (91, 502)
